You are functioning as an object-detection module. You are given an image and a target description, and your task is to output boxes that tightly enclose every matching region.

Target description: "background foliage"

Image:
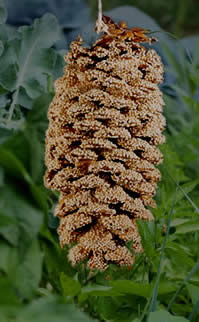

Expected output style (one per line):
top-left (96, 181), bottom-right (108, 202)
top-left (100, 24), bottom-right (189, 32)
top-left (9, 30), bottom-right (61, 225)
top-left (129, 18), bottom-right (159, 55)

top-left (0, 0), bottom-right (199, 321)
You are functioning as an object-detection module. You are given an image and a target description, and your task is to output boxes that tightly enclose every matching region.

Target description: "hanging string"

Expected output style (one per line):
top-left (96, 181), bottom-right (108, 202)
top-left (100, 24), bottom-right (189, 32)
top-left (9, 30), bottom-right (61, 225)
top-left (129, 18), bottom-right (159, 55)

top-left (96, 0), bottom-right (108, 34)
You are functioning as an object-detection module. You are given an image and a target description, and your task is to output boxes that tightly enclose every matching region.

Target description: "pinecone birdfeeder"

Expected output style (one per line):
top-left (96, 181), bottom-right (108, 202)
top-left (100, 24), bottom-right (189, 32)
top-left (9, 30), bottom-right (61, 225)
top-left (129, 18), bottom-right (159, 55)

top-left (44, 14), bottom-right (165, 271)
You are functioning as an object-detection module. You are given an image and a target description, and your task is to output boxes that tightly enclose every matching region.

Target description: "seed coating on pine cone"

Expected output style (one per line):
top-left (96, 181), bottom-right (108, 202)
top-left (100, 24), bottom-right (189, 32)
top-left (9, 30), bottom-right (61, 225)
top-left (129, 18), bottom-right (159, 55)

top-left (44, 18), bottom-right (165, 271)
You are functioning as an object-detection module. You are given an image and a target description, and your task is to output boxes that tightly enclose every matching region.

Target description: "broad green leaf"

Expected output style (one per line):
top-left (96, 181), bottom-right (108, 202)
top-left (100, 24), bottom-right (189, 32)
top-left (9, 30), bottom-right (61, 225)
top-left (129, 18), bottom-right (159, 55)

top-left (176, 221), bottom-right (199, 234)
top-left (14, 239), bottom-right (43, 299)
top-left (81, 284), bottom-right (120, 297)
top-left (0, 24), bottom-right (18, 42)
top-left (41, 241), bottom-right (75, 292)
top-left (0, 128), bottom-right (49, 213)
top-left (0, 0), bottom-right (7, 24)
top-left (0, 277), bottom-right (20, 306)
top-left (0, 147), bottom-right (31, 183)
top-left (29, 183), bottom-right (49, 215)
top-left (15, 296), bottom-right (93, 322)
top-left (0, 241), bottom-right (18, 274)
top-left (161, 41), bottom-right (187, 84)
top-left (0, 130), bottom-right (30, 171)
top-left (0, 235), bottom-right (43, 301)
top-left (94, 295), bottom-right (136, 322)
top-left (110, 280), bottom-right (175, 299)
top-left (110, 280), bottom-right (150, 298)
top-left (0, 84), bottom-right (8, 94)
top-left (0, 214), bottom-right (18, 245)
top-left (168, 260), bottom-right (199, 310)
top-left (60, 272), bottom-right (81, 297)
top-left (0, 14), bottom-right (61, 126)
top-left (137, 220), bottom-right (156, 258)
top-left (0, 42), bottom-right (18, 91)
top-left (25, 93), bottom-right (53, 183)
top-left (175, 180), bottom-right (199, 205)
top-left (0, 93), bottom-right (53, 190)
top-left (0, 184), bottom-right (43, 245)
top-left (0, 128), bottom-right (13, 145)
top-left (148, 310), bottom-right (188, 322)
top-left (26, 93), bottom-right (53, 131)
top-left (158, 282), bottom-right (175, 295)
top-left (0, 93), bottom-right (8, 108)
top-left (187, 284), bottom-right (199, 305)
top-left (11, 14), bottom-right (60, 97)
top-left (170, 218), bottom-right (190, 227)
top-left (18, 86), bottom-right (33, 109)
top-left (160, 143), bottom-right (187, 184)
top-left (166, 242), bottom-right (194, 272)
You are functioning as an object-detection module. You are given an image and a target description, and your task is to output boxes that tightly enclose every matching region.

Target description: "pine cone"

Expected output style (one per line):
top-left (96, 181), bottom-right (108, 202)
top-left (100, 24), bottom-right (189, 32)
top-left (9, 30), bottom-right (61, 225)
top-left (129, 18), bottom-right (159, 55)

top-left (44, 17), bottom-right (165, 271)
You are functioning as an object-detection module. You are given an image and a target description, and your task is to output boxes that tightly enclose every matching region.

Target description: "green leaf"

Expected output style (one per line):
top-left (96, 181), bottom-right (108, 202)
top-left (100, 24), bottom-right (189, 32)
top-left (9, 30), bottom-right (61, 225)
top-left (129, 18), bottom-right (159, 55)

top-left (81, 284), bottom-right (120, 297)
top-left (158, 282), bottom-right (175, 295)
top-left (160, 143), bottom-right (187, 184)
top-left (0, 189), bottom-right (43, 300)
top-left (137, 220), bottom-right (156, 258)
top-left (0, 24), bottom-right (18, 42)
top-left (25, 93), bottom-right (53, 183)
top-left (170, 218), bottom-right (190, 227)
top-left (0, 42), bottom-right (18, 91)
top-left (109, 280), bottom-right (175, 299)
top-left (18, 86), bottom-right (34, 109)
top-left (0, 127), bottom-right (49, 213)
top-left (161, 41), bottom-right (187, 84)
top-left (176, 220), bottom-right (199, 234)
top-left (166, 242), bottom-right (194, 273)
top-left (29, 183), bottom-right (49, 215)
top-left (15, 296), bottom-right (93, 322)
top-left (0, 147), bottom-right (31, 183)
top-left (0, 0), bottom-right (7, 24)
top-left (0, 184), bottom-right (43, 245)
top-left (0, 241), bottom-right (18, 274)
top-left (26, 93), bottom-right (53, 131)
top-left (12, 14), bottom-right (60, 97)
top-left (187, 283), bottom-right (199, 305)
top-left (0, 214), bottom-right (18, 245)
top-left (0, 14), bottom-right (61, 126)
top-left (0, 128), bottom-right (13, 145)
top-left (149, 191), bottom-right (177, 313)
top-left (168, 260), bottom-right (199, 310)
top-left (148, 310), bottom-right (188, 322)
top-left (0, 277), bottom-right (20, 306)
top-left (110, 280), bottom-right (151, 298)
top-left (0, 92), bottom-right (8, 108)
top-left (0, 92), bottom-right (53, 186)
top-left (175, 180), bottom-right (199, 205)
top-left (14, 239), bottom-right (43, 299)
top-left (0, 128), bottom-right (31, 169)
top-left (60, 272), bottom-right (81, 297)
